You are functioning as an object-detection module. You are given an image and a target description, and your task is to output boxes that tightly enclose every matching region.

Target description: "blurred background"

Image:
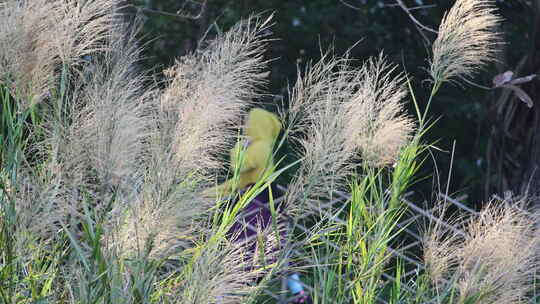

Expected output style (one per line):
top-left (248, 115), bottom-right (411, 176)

top-left (126, 0), bottom-right (539, 208)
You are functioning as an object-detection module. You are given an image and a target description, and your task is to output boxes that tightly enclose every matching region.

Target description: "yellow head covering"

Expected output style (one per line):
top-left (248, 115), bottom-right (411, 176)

top-left (212, 108), bottom-right (281, 197)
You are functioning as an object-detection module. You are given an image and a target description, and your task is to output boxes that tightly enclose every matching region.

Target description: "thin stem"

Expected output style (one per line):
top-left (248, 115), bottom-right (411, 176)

top-left (395, 0), bottom-right (438, 34)
top-left (421, 80), bottom-right (442, 128)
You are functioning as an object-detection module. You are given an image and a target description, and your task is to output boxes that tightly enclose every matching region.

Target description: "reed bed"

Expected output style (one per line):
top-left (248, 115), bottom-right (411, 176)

top-left (1, 0), bottom-right (535, 303)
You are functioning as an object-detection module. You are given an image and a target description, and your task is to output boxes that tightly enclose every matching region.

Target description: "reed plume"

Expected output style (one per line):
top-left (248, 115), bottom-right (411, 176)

top-left (0, 0), bottom-right (118, 107)
top-left (115, 15), bottom-right (273, 258)
top-left (160, 15), bottom-right (272, 176)
top-left (286, 52), bottom-right (414, 213)
top-left (344, 54), bottom-right (414, 167)
top-left (430, 0), bottom-right (502, 84)
top-left (35, 18), bottom-right (150, 228)
top-left (424, 202), bottom-right (540, 303)
top-left (2, 8), bottom-right (148, 250)
top-left (177, 233), bottom-right (279, 304)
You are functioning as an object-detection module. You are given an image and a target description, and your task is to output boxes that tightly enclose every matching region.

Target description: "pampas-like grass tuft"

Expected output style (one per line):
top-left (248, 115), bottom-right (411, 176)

top-left (173, 227), bottom-right (282, 303)
top-left (430, 0), bottom-right (502, 84)
top-left (115, 15), bottom-right (274, 259)
top-left (177, 241), bottom-right (260, 304)
top-left (285, 52), bottom-right (414, 213)
top-left (345, 54), bottom-right (414, 167)
top-left (0, 0), bottom-right (118, 106)
top-left (28, 19), bottom-right (151, 239)
top-left (160, 15), bottom-right (272, 176)
top-left (424, 202), bottom-right (540, 304)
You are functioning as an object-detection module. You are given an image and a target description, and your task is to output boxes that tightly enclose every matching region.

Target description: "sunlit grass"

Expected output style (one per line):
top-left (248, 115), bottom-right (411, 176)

top-left (2, 0), bottom-right (535, 303)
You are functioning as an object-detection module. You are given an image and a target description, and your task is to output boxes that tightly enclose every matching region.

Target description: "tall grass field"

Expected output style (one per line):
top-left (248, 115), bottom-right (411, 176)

top-left (1, 0), bottom-right (539, 303)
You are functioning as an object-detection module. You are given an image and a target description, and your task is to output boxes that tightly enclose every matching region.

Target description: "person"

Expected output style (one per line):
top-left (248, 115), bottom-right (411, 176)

top-left (208, 108), bottom-right (311, 304)
top-left (211, 108), bottom-right (282, 196)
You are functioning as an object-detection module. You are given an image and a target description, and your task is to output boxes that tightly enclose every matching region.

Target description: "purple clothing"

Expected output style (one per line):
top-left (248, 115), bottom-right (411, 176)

top-left (227, 184), bottom-right (287, 267)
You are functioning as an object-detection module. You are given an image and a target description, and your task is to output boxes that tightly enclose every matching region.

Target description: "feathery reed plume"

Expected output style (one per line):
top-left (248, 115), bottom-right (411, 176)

top-left (285, 54), bottom-right (355, 212)
top-left (15, 17), bottom-right (151, 243)
top-left (160, 14), bottom-right (272, 176)
top-left (64, 21), bottom-right (150, 195)
top-left (178, 234), bottom-right (278, 304)
top-left (344, 54), bottom-right (414, 167)
top-left (423, 208), bottom-right (464, 288)
top-left (285, 52), bottom-right (414, 213)
top-left (430, 0), bottom-right (502, 84)
top-left (44, 20), bottom-right (149, 195)
top-left (112, 184), bottom-right (206, 258)
top-left (115, 15), bottom-right (273, 258)
top-left (424, 202), bottom-right (540, 303)
top-left (7, 170), bottom-right (68, 253)
top-left (0, 0), bottom-right (117, 107)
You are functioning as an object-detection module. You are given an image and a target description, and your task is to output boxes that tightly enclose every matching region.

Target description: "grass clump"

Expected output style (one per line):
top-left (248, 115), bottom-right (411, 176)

top-left (420, 201), bottom-right (540, 304)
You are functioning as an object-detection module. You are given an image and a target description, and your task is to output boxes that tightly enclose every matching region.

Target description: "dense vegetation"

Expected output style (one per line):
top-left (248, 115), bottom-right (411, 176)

top-left (1, 0), bottom-right (539, 303)
top-left (130, 0), bottom-right (540, 206)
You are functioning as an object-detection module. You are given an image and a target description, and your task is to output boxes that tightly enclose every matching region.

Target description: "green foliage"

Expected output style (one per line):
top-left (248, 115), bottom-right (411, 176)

top-left (301, 132), bottom-right (426, 303)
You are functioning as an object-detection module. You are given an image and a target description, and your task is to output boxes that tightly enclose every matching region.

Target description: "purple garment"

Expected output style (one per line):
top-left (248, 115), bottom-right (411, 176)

top-left (227, 184), bottom-right (287, 267)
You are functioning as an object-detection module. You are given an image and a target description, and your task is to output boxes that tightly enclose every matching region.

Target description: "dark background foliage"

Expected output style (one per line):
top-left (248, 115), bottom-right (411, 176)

top-left (126, 0), bottom-right (537, 207)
